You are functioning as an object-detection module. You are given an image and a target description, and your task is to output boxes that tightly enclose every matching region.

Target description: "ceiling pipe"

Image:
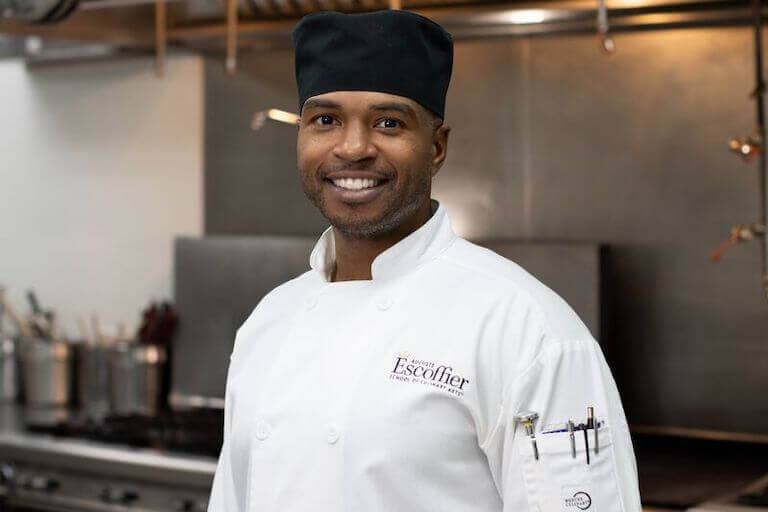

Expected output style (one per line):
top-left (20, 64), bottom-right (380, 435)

top-left (3, 0), bottom-right (767, 51)
top-left (225, 0), bottom-right (237, 74)
top-left (161, 0), bottom-right (768, 46)
top-left (751, 0), bottom-right (768, 298)
top-left (154, 0), bottom-right (165, 75)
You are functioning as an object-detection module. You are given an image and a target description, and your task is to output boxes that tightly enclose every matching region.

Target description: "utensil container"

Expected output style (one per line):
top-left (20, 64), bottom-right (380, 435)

top-left (0, 336), bottom-right (19, 403)
top-left (75, 343), bottom-right (110, 419)
top-left (19, 338), bottom-right (73, 407)
top-left (109, 342), bottom-right (167, 416)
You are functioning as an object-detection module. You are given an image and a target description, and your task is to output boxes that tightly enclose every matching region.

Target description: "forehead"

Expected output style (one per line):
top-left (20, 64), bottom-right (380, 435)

top-left (301, 90), bottom-right (426, 119)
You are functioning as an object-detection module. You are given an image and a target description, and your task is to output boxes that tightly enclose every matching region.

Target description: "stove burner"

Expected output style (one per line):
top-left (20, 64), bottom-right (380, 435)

top-left (25, 408), bottom-right (224, 457)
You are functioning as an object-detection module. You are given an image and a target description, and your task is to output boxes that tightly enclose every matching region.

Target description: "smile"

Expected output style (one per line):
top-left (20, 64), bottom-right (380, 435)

top-left (332, 178), bottom-right (381, 190)
top-left (323, 176), bottom-right (390, 204)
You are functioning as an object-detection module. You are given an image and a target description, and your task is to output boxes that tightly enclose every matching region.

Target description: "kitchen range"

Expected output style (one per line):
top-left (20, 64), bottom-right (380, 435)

top-left (0, 235), bottom-right (330, 512)
top-left (0, 403), bottom-right (217, 512)
top-left (0, 285), bottom-right (225, 511)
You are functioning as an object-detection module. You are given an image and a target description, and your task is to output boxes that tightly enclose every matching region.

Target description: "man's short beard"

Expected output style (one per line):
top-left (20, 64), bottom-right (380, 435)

top-left (301, 168), bottom-right (431, 240)
top-left (332, 191), bottom-right (426, 239)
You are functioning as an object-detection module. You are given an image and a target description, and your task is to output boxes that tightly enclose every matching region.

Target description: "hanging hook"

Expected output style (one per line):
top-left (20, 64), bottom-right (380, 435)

top-left (728, 133), bottom-right (763, 162)
top-left (597, 0), bottom-right (615, 55)
top-left (711, 223), bottom-right (766, 262)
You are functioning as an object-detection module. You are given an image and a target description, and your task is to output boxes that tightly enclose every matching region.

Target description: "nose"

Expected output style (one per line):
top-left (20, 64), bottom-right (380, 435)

top-left (333, 120), bottom-right (376, 162)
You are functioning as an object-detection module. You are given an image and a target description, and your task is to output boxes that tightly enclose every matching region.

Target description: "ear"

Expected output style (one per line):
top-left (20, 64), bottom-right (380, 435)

top-left (430, 123), bottom-right (451, 178)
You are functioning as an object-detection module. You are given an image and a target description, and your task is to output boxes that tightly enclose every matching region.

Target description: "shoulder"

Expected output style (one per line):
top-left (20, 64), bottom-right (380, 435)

top-left (435, 237), bottom-right (592, 341)
top-left (254, 269), bottom-right (315, 310)
top-left (234, 270), bottom-right (316, 342)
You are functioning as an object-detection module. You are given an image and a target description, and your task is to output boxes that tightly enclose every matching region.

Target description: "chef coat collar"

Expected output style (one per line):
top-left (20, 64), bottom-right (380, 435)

top-left (309, 199), bottom-right (457, 283)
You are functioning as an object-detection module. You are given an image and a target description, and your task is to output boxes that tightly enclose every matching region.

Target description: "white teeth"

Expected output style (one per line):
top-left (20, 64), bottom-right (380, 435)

top-left (332, 178), bottom-right (380, 190)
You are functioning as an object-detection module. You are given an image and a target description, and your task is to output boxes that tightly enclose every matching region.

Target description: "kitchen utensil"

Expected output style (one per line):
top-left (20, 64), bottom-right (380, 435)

top-left (137, 301), bottom-right (178, 346)
top-left (75, 342), bottom-right (110, 420)
top-left (0, 298), bottom-right (20, 402)
top-left (0, 337), bottom-right (19, 403)
top-left (0, 287), bottom-right (32, 338)
top-left (109, 342), bottom-right (167, 416)
top-left (26, 289), bottom-right (52, 339)
top-left (20, 337), bottom-right (73, 407)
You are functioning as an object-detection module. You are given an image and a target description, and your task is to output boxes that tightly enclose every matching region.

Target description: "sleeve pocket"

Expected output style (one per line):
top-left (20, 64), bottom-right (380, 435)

top-left (517, 424), bottom-right (625, 512)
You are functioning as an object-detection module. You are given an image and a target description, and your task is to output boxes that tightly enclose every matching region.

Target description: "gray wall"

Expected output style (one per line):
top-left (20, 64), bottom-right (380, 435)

top-left (204, 27), bottom-right (768, 435)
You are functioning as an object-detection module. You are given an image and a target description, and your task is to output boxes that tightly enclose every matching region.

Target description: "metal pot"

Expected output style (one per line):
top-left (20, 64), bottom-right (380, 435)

top-left (19, 338), bottom-right (73, 407)
top-left (75, 343), bottom-right (110, 420)
top-left (109, 343), bottom-right (167, 416)
top-left (0, 336), bottom-right (19, 403)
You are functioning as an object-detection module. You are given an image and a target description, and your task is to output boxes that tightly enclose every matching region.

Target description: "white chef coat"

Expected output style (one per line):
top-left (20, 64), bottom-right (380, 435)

top-left (208, 199), bottom-right (642, 512)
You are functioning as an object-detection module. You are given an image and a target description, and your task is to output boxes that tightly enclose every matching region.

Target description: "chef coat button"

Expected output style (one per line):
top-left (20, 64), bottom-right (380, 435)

top-left (326, 424), bottom-right (340, 444)
top-left (377, 295), bottom-right (393, 311)
top-left (255, 420), bottom-right (271, 441)
top-left (304, 295), bottom-right (318, 310)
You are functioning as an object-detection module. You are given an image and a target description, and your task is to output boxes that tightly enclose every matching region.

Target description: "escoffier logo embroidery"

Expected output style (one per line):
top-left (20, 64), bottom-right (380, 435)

top-left (389, 353), bottom-right (470, 397)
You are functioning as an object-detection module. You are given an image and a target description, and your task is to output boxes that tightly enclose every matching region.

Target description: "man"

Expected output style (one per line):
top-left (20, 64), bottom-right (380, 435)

top-left (208, 9), bottom-right (642, 512)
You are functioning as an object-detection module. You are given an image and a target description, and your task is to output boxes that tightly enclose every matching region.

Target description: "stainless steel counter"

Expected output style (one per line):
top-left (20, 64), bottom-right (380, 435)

top-left (0, 404), bottom-right (216, 487)
top-left (0, 403), bottom-right (217, 511)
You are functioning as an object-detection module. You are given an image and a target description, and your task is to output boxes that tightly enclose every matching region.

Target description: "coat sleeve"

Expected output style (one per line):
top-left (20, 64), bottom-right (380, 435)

top-left (207, 356), bottom-right (239, 512)
top-left (481, 337), bottom-right (642, 512)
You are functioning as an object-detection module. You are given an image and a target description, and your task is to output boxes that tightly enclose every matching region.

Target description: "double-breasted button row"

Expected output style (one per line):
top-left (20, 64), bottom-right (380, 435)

top-left (376, 294), bottom-right (393, 310)
top-left (304, 295), bottom-right (318, 310)
top-left (254, 419), bottom-right (341, 445)
top-left (326, 424), bottom-right (341, 444)
top-left (303, 294), bottom-right (393, 311)
top-left (255, 420), bottom-right (271, 440)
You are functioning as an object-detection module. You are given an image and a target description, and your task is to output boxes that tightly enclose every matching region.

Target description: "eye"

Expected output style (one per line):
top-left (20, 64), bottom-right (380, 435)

top-left (311, 114), bottom-right (337, 126)
top-left (376, 118), bottom-right (403, 129)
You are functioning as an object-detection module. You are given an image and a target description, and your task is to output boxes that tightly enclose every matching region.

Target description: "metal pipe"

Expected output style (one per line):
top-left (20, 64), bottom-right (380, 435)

top-left (165, 2), bottom-right (768, 44)
top-left (154, 0), bottom-right (165, 77)
top-left (225, 0), bottom-right (238, 75)
top-left (754, 0), bottom-right (768, 298)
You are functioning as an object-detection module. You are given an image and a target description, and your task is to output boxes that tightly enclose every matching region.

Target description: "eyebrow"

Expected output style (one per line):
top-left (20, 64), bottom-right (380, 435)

top-left (302, 98), bottom-right (418, 120)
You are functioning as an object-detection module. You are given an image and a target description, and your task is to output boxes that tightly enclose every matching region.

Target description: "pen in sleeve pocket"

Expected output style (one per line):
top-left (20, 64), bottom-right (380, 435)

top-left (541, 420), bottom-right (603, 434)
top-left (593, 409), bottom-right (599, 454)
top-left (582, 423), bottom-right (590, 464)
top-left (514, 411), bottom-right (540, 461)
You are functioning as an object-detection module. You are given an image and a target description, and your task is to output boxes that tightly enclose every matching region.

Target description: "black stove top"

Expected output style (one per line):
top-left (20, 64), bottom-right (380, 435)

top-left (25, 408), bottom-right (224, 458)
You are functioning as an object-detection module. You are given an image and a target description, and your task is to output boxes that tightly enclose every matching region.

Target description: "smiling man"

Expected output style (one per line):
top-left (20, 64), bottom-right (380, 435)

top-left (297, 89), bottom-right (446, 281)
top-left (207, 9), bottom-right (642, 512)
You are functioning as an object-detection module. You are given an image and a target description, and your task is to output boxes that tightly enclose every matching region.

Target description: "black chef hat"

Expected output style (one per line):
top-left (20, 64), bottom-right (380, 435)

top-left (292, 9), bottom-right (453, 119)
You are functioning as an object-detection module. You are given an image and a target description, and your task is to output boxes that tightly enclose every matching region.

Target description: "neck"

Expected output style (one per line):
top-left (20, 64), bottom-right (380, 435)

top-left (331, 198), bottom-right (434, 282)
